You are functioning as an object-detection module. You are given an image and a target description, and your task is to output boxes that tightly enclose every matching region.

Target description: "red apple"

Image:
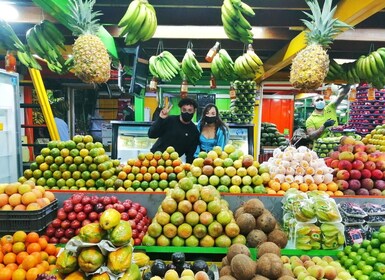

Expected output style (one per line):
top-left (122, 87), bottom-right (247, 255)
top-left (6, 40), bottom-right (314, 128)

top-left (70, 220), bottom-right (81, 229)
top-left (132, 202), bottom-right (141, 211)
top-left (81, 196), bottom-right (91, 204)
top-left (338, 160), bottom-right (352, 171)
top-left (76, 212), bottom-right (87, 222)
top-left (375, 180), bottom-right (385, 191)
top-left (330, 159), bottom-right (339, 169)
top-left (122, 200), bottom-right (132, 210)
top-left (120, 212), bottom-right (129, 221)
top-left (356, 188), bottom-right (370, 196)
top-left (51, 218), bottom-right (62, 228)
top-left (361, 169), bottom-right (372, 178)
top-left (83, 204), bottom-right (93, 214)
top-left (102, 196), bottom-right (112, 205)
top-left (88, 211), bottom-right (99, 221)
top-left (324, 157), bottom-right (333, 167)
top-left (61, 220), bottom-right (71, 229)
top-left (67, 212), bottom-right (77, 221)
top-left (90, 195), bottom-right (99, 205)
top-left (113, 203), bottom-right (125, 213)
top-left (64, 228), bottom-right (75, 239)
top-left (105, 204), bottom-right (114, 210)
top-left (57, 209), bottom-right (67, 221)
top-left (49, 237), bottom-right (59, 244)
top-left (94, 203), bottom-right (104, 213)
top-left (82, 219), bottom-right (91, 227)
top-left (71, 193), bottom-right (84, 204)
top-left (73, 204), bottom-right (83, 213)
top-left (128, 208), bottom-right (138, 219)
top-left (59, 237), bottom-right (69, 244)
top-left (329, 151), bottom-right (340, 160)
top-left (62, 202), bottom-right (74, 213)
top-left (128, 219), bottom-right (136, 229)
top-left (376, 161), bottom-right (385, 171)
top-left (75, 228), bottom-right (81, 236)
top-left (134, 238), bottom-right (141, 245)
top-left (203, 157), bottom-right (213, 166)
top-left (354, 144), bottom-right (366, 153)
top-left (55, 228), bottom-right (65, 238)
top-left (45, 226), bottom-right (56, 237)
top-left (366, 144), bottom-right (377, 153)
top-left (338, 145), bottom-right (354, 153)
top-left (110, 196), bottom-right (119, 204)
top-left (364, 161), bottom-right (376, 171)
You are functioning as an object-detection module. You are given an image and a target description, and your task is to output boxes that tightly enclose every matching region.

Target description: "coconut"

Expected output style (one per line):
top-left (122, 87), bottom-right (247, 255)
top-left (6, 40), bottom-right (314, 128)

top-left (219, 276), bottom-right (237, 280)
top-left (242, 199), bottom-right (265, 218)
top-left (219, 265), bottom-right (233, 277)
top-left (226, 243), bottom-right (251, 263)
top-left (246, 229), bottom-right (267, 247)
top-left (234, 207), bottom-right (245, 220)
top-left (236, 213), bottom-right (256, 235)
top-left (230, 254), bottom-right (256, 280)
top-left (267, 229), bottom-right (288, 249)
top-left (256, 213), bottom-right (277, 234)
top-left (251, 276), bottom-right (270, 280)
top-left (255, 253), bottom-right (283, 279)
top-left (222, 256), bottom-right (229, 266)
top-left (257, 241), bottom-right (281, 258)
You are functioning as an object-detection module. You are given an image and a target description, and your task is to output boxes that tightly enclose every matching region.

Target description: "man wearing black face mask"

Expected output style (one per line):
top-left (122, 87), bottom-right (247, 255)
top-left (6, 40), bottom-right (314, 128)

top-left (306, 84), bottom-right (350, 141)
top-left (194, 103), bottom-right (229, 157)
top-left (148, 97), bottom-right (199, 163)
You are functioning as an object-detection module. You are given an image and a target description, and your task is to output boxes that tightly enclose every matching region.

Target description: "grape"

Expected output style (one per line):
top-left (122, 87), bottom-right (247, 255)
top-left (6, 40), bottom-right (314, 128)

top-left (36, 274), bottom-right (58, 280)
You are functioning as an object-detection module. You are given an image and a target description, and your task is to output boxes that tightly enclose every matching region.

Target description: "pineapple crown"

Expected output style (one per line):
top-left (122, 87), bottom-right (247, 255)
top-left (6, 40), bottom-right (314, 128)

top-left (301, 0), bottom-right (352, 48)
top-left (68, 0), bottom-right (102, 36)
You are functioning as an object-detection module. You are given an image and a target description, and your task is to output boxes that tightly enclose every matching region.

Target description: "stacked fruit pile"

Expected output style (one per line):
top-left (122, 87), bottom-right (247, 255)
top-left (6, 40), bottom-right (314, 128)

top-left (324, 136), bottom-right (385, 195)
top-left (45, 193), bottom-right (150, 245)
top-left (234, 198), bottom-right (288, 249)
top-left (337, 225), bottom-right (385, 280)
top-left (19, 135), bottom-right (122, 191)
top-left (144, 252), bottom-right (214, 279)
top-left (55, 209), bottom-right (141, 279)
top-left (282, 189), bottom-right (345, 251)
top-left (229, 80), bottom-right (258, 124)
top-left (0, 180), bottom-right (55, 211)
top-left (121, 146), bottom-right (189, 192)
top-left (0, 231), bottom-right (60, 280)
top-left (347, 86), bottom-right (385, 135)
top-left (260, 122), bottom-right (289, 147)
top-left (362, 124), bottom-right (385, 152)
top-left (142, 179), bottom-right (242, 248)
top-left (190, 144), bottom-right (271, 194)
top-left (219, 110), bottom-right (236, 123)
top-left (263, 145), bottom-right (339, 195)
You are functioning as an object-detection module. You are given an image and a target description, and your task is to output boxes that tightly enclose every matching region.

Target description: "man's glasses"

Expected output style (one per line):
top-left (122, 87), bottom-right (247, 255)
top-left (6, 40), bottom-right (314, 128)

top-left (315, 98), bottom-right (324, 102)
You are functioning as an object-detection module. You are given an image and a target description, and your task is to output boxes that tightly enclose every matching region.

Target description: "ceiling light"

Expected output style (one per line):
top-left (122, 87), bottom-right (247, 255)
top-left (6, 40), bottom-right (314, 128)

top-left (334, 59), bottom-right (356, 64)
top-left (0, 3), bottom-right (18, 21)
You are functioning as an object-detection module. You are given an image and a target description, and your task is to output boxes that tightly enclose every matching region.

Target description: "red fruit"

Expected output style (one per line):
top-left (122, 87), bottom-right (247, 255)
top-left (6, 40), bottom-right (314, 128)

top-left (76, 212), bottom-right (87, 222)
top-left (45, 226), bottom-right (56, 237)
top-left (102, 196), bottom-right (112, 205)
top-left (356, 188), bottom-right (370, 196)
top-left (361, 178), bottom-right (374, 190)
top-left (361, 169), bottom-right (372, 179)
top-left (138, 206), bottom-right (147, 216)
top-left (71, 193), bottom-right (84, 204)
top-left (128, 208), bottom-right (138, 219)
top-left (75, 228), bottom-right (81, 236)
top-left (336, 180), bottom-right (349, 190)
top-left (336, 170), bottom-right (350, 180)
top-left (82, 219), bottom-right (91, 227)
top-left (350, 170), bottom-right (362, 180)
top-left (330, 160), bottom-right (340, 169)
top-left (61, 220), bottom-right (71, 229)
top-left (70, 220), bottom-right (81, 229)
top-left (122, 201), bottom-right (132, 210)
top-left (59, 237), bottom-right (69, 244)
top-left (94, 203), bottom-right (105, 213)
top-left (375, 180), bottom-right (385, 191)
top-left (376, 161), bottom-right (385, 171)
top-left (88, 211), bottom-right (99, 221)
top-left (364, 161), bottom-right (376, 171)
top-left (62, 203), bottom-right (74, 213)
top-left (348, 179), bottom-right (361, 191)
top-left (134, 238), bottom-right (141, 245)
top-left (329, 151), bottom-right (340, 160)
top-left (132, 229), bottom-right (138, 238)
top-left (113, 203), bottom-right (125, 213)
top-left (120, 212), bottom-right (129, 221)
top-left (81, 196), bottom-right (91, 204)
top-left (132, 202), bottom-right (141, 211)
top-left (354, 152), bottom-right (368, 162)
top-left (128, 220), bottom-right (136, 229)
top-left (338, 160), bottom-right (352, 171)
top-left (73, 204), bottom-right (83, 213)
top-left (353, 144), bottom-right (366, 153)
top-left (324, 157), bottom-right (333, 167)
top-left (90, 195), bottom-right (99, 205)
top-left (51, 218), bottom-right (62, 228)
top-left (67, 212), bottom-right (77, 221)
top-left (83, 204), bottom-right (93, 214)
top-left (50, 237), bottom-right (59, 244)
top-left (55, 228), bottom-right (65, 238)
top-left (57, 209), bottom-right (67, 221)
top-left (369, 188), bottom-right (382, 196)
top-left (371, 169), bottom-right (383, 180)
top-left (64, 228), bottom-right (75, 239)
top-left (110, 196), bottom-right (119, 204)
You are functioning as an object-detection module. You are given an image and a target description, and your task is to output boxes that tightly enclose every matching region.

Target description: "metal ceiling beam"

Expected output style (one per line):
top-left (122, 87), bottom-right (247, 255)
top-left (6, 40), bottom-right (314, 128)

top-left (262, 0), bottom-right (385, 81)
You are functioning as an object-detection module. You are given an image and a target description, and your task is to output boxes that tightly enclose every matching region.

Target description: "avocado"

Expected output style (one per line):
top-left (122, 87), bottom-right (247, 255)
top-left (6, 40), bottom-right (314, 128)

top-left (151, 259), bottom-right (167, 277)
top-left (171, 252), bottom-right (185, 265)
top-left (207, 270), bottom-right (215, 280)
top-left (143, 271), bottom-right (153, 280)
top-left (192, 259), bottom-right (209, 273)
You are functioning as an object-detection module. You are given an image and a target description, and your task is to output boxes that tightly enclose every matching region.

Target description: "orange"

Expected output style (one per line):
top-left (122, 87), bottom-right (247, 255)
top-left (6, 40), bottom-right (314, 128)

top-left (266, 188), bottom-right (277, 194)
top-left (39, 251), bottom-right (48, 261)
top-left (0, 264), bottom-right (4, 269)
top-left (26, 243), bottom-right (41, 254)
top-left (0, 251), bottom-right (3, 263)
top-left (12, 232), bottom-right (26, 243)
top-left (308, 183), bottom-right (318, 191)
top-left (290, 182), bottom-right (299, 190)
top-left (15, 252), bottom-right (28, 265)
top-left (2, 243), bottom-right (13, 254)
top-left (0, 267), bottom-right (13, 280)
top-left (318, 183), bottom-right (327, 191)
top-left (30, 252), bottom-right (42, 264)
top-left (280, 182), bottom-right (290, 191)
top-left (268, 180), bottom-right (275, 188)
top-left (270, 181), bottom-right (281, 192)
top-left (40, 260), bottom-right (49, 271)
top-left (44, 244), bottom-right (57, 256)
top-left (25, 232), bottom-right (39, 244)
top-left (21, 255), bottom-right (37, 271)
top-left (327, 182), bottom-right (338, 192)
top-left (11, 243), bottom-right (25, 254)
top-left (334, 190), bottom-right (344, 196)
top-left (47, 255), bottom-right (56, 265)
top-left (37, 238), bottom-right (47, 251)
top-left (25, 268), bottom-right (39, 280)
top-left (299, 183), bottom-right (309, 192)
top-left (48, 264), bottom-right (56, 272)
top-left (3, 252), bottom-right (16, 265)
top-left (1, 235), bottom-right (13, 246)
top-left (11, 268), bottom-right (26, 280)
top-left (5, 263), bottom-right (18, 272)
top-left (326, 190), bottom-right (334, 196)
top-left (277, 190), bottom-right (286, 195)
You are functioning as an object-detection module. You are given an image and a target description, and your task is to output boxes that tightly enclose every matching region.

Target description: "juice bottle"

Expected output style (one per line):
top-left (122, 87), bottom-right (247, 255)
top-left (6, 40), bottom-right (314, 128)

top-left (149, 76), bottom-right (158, 92)
top-left (205, 42), bottom-right (220, 63)
top-left (5, 51), bottom-right (16, 72)
top-left (229, 84), bottom-right (236, 100)
top-left (367, 87), bottom-right (375, 101)
top-left (210, 74), bottom-right (216, 89)
top-left (348, 87), bottom-right (356, 102)
top-left (180, 79), bottom-right (188, 98)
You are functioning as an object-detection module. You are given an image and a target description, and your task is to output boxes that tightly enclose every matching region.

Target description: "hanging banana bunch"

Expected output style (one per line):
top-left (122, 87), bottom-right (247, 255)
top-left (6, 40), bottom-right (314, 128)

top-left (211, 48), bottom-right (236, 81)
top-left (149, 51), bottom-right (181, 81)
top-left (181, 48), bottom-right (203, 85)
top-left (119, 0), bottom-right (157, 45)
top-left (234, 44), bottom-right (264, 80)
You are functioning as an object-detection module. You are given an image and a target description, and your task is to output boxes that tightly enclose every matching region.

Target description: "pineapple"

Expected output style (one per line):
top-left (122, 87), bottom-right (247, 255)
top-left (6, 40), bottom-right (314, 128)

top-left (290, 0), bottom-right (350, 91)
top-left (68, 0), bottom-right (111, 84)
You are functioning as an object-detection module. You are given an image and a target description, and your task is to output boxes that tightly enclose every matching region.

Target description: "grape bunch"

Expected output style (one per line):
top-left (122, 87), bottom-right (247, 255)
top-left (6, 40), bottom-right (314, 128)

top-left (36, 274), bottom-right (58, 280)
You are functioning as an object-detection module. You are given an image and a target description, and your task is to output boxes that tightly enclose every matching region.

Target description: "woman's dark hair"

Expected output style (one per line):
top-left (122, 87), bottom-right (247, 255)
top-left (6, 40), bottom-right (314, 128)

top-left (199, 103), bottom-right (229, 142)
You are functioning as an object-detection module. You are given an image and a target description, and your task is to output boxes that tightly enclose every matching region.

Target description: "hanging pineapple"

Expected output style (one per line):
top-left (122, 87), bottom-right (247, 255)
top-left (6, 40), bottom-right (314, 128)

top-left (289, 0), bottom-right (351, 91)
top-left (68, 0), bottom-right (111, 84)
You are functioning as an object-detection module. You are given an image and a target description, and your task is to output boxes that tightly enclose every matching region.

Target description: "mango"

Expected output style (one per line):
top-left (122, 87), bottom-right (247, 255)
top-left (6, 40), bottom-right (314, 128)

top-left (56, 249), bottom-right (78, 274)
top-left (77, 247), bottom-right (105, 273)
top-left (100, 208), bottom-right (121, 230)
top-left (90, 272), bottom-right (111, 280)
top-left (110, 220), bottom-right (132, 247)
top-left (107, 245), bottom-right (132, 274)
top-left (120, 263), bottom-right (141, 280)
top-left (63, 270), bottom-right (87, 280)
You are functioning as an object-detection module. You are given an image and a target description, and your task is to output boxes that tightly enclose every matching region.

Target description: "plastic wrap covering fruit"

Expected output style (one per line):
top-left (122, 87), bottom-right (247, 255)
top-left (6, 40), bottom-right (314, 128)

top-left (320, 223), bottom-right (345, 250)
top-left (294, 223), bottom-right (322, 250)
top-left (293, 199), bottom-right (317, 223)
top-left (312, 197), bottom-right (342, 223)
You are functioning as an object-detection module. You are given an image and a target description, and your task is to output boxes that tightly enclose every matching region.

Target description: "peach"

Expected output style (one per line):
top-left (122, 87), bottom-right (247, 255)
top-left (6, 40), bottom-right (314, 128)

top-left (330, 160), bottom-right (340, 169)
top-left (376, 160), bottom-right (385, 171)
top-left (354, 151), bottom-right (368, 162)
top-left (307, 264), bottom-right (325, 279)
top-left (338, 144), bottom-right (354, 153)
top-left (336, 170), bottom-right (350, 180)
top-left (303, 260), bottom-right (316, 269)
top-left (337, 160), bottom-right (352, 171)
top-left (2, 204), bottom-right (12, 210)
top-left (364, 161), bottom-right (376, 171)
top-left (13, 204), bottom-right (26, 211)
top-left (352, 159), bottom-right (365, 170)
top-left (4, 183), bottom-right (19, 195)
top-left (361, 178), bottom-right (374, 190)
top-left (349, 170), bottom-right (362, 180)
top-left (336, 180), bottom-right (349, 190)
top-left (43, 191), bottom-right (55, 202)
top-left (31, 188), bottom-right (43, 199)
top-left (348, 179), bottom-right (361, 191)
top-left (353, 144), bottom-right (366, 153)
top-left (366, 144), bottom-right (377, 153)
top-left (361, 169), bottom-right (372, 178)
top-left (372, 169), bottom-right (383, 180)
top-left (338, 151), bottom-right (355, 162)
top-left (329, 151), bottom-right (340, 160)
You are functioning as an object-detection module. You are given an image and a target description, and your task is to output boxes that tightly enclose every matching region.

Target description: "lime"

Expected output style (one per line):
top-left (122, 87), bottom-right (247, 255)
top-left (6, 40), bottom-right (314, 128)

top-left (65, 178), bottom-right (75, 187)
top-left (40, 147), bottom-right (51, 157)
top-left (345, 245), bottom-right (353, 255)
top-left (353, 255), bottom-right (362, 264)
top-left (140, 181), bottom-right (149, 189)
top-left (354, 270), bottom-right (363, 279)
top-left (47, 140), bottom-right (58, 149)
top-left (56, 178), bottom-right (66, 187)
top-left (367, 256), bottom-right (377, 266)
top-left (353, 243), bottom-right (362, 251)
top-left (371, 239), bottom-right (381, 249)
top-left (50, 148), bottom-right (60, 158)
top-left (54, 156), bottom-right (64, 165)
top-left (380, 244), bottom-right (385, 253)
top-left (357, 260), bottom-right (367, 270)
top-left (358, 275), bottom-right (369, 280)
top-left (349, 252), bottom-right (358, 259)
top-left (337, 251), bottom-right (346, 260)
top-left (377, 252), bottom-right (385, 264)
top-left (369, 271), bottom-right (382, 280)
top-left (374, 262), bottom-right (385, 273)
top-left (349, 264), bottom-right (358, 274)
top-left (373, 232), bottom-right (380, 240)
top-left (65, 140), bottom-right (77, 150)
top-left (46, 178), bottom-right (56, 188)
top-left (49, 163), bottom-right (59, 172)
top-left (344, 258), bottom-right (354, 267)
top-left (371, 249), bottom-right (381, 258)
top-left (358, 248), bottom-right (367, 255)
top-left (149, 180), bottom-right (159, 190)
top-left (378, 233), bottom-right (385, 243)
top-left (362, 252), bottom-right (371, 261)
top-left (379, 226), bottom-right (385, 233)
top-left (132, 180), bottom-right (141, 189)
top-left (362, 264), bottom-right (373, 275)
top-left (72, 171), bottom-right (81, 180)
top-left (30, 162), bottom-right (38, 171)
top-left (361, 239), bottom-right (371, 248)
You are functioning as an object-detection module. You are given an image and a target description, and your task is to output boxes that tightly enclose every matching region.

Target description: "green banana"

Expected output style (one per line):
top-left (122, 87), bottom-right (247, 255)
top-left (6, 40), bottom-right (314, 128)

top-left (372, 51), bottom-right (385, 72)
top-left (149, 56), bottom-right (159, 77)
top-left (238, 2), bottom-right (255, 17)
top-left (247, 46), bottom-right (263, 66)
top-left (368, 54), bottom-right (379, 76)
top-left (118, 0), bottom-right (141, 28)
top-left (141, 4), bottom-right (157, 41)
top-left (135, 6), bottom-right (154, 42)
top-left (40, 20), bottom-right (66, 51)
top-left (26, 27), bottom-right (45, 57)
top-left (123, 3), bottom-right (147, 45)
top-left (244, 53), bottom-right (260, 73)
top-left (364, 56), bottom-right (374, 79)
top-left (162, 51), bottom-right (181, 71)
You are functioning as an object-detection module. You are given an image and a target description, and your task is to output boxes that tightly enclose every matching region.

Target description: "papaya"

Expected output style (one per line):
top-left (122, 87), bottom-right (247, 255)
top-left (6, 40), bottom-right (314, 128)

top-left (64, 270), bottom-right (87, 280)
top-left (110, 220), bottom-right (132, 247)
top-left (77, 246), bottom-right (105, 273)
top-left (120, 263), bottom-right (141, 280)
top-left (90, 272), bottom-right (111, 280)
top-left (56, 249), bottom-right (78, 274)
top-left (100, 208), bottom-right (121, 230)
top-left (107, 245), bottom-right (133, 274)
top-left (79, 222), bottom-right (106, 243)
top-left (132, 252), bottom-right (150, 267)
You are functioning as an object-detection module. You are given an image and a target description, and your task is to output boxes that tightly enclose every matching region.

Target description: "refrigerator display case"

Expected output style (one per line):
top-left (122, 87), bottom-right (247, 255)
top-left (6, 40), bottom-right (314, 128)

top-left (111, 121), bottom-right (254, 164)
top-left (0, 70), bottom-right (22, 183)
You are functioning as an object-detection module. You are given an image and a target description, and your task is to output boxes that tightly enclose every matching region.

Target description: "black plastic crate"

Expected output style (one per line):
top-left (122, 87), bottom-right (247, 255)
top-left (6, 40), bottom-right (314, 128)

top-left (0, 199), bottom-right (58, 233)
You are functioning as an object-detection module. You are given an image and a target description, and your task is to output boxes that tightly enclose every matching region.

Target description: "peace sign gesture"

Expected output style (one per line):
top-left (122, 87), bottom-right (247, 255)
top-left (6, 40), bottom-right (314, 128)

top-left (159, 103), bottom-right (173, 119)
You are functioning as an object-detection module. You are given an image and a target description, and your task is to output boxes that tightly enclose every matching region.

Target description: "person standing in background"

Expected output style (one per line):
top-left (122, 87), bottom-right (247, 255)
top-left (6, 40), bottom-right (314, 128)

top-left (306, 84), bottom-right (350, 141)
top-left (148, 97), bottom-right (200, 163)
top-left (53, 100), bottom-right (70, 141)
top-left (194, 103), bottom-right (229, 157)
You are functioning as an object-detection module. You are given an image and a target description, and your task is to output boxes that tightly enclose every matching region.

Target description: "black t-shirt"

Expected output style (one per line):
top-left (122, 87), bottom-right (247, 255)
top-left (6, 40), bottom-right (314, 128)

top-left (148, 115), bottom-right (200, 163)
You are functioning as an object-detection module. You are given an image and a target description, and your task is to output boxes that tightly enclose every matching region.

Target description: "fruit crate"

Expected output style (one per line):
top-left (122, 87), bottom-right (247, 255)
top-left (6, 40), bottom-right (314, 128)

top-left (0, 199), bottom-right (58, 233)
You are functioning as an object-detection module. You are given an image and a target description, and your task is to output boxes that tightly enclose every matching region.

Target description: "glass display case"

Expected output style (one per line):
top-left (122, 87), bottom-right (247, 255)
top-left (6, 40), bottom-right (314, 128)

top-left (111, 121), bottom-right (254, 163)
top-left (0, 70), bottom-right (22, 183)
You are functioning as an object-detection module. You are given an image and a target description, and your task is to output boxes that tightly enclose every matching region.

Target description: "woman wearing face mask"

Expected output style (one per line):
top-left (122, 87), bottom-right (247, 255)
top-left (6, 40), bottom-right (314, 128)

top-left (306, 84), bottom-right (350, 141)
top-left (148, 97), bottom-right (200, 163)
top-left (194, 103), bottom-right (229, 157)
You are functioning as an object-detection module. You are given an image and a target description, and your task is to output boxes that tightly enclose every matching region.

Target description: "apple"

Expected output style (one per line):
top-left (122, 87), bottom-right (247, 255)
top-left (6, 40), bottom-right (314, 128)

top-left (90, 195), bottom-right (99, 205)
top-left (128, 208), bottom-right (138, 219)
top-left (337, 160), bottom-right (352, 171)
top-left (349, 170), bottom-right (362, 180)
top-left (138, 206), bottom-right (147, 216)
top-left (361, 169), bottom-right (372, 178)
top-left (128, 220), bottom-right (136, 229)
top-left (75, 228), bottom-right (81, 236)
top-left (82, 219), bottom-right (91, 227)
top-left (120, 212), bottom-right (129, 221)
top-left (122, 200), bottom-right (132, 210)
top-left (110, 196), bottom-right (118, 204)
top-left (353, 144), bottom-right (366, 153)
top-left (64, 228), bottom-right (75, 239)
top-left (336, 180), bottom-right (349, 191)
top-left (371, 169), bottom-right (383, 180)
top-left (94, 203), bottom-right (105, 213)
top-left (348, 179), bottom-right (361, 191)
top-left (55, 228), bottom-right (65, 238)
top-left (49, 237), bottom-right (59, 244)
top-left (376, 160), bottom-right (385, 171)
top-left (361, 178), bottom-right (374, 190)
top-left (73, 204), bottom-right (83, 213)
top-left (102, 196), bottom-right (112, 205)
top-left (105, 204), bottom-right (114, 210)
top-left (132, 202), bottom-right (141, 211)
top-left (57, 209), bottom-right (67, 221)
top-left (51, 218), bottom-right (62, 228)
top-left (77, 212), bottom-right (87, 222)
top-left (352, 160), bottom-right (364, 170)
top-left (329, 151), bottom-right (340, 160)
top-left (67, 212), bottom-right (77, 221)
top-left (83, 204), bottom-right (93, 214)
top-left (62, 202), bottom-right (74, 213)
top-left (113, 203), bottom-right (125, 213)
top-left (375, 180), bottom-right (385, 191)
top-left (330, 159), bottom-right (339, 169)
top-left (45, 226), bottom-right (56, 237)
top-left (70, 220), bottom-right (81, 229)
top-left (59, 237), bottom-right (69, 244)
top-left (71, 193), bottom-right (84, 204)
top-left (88, 211), bottom-right (99, 221)
top-left (61, 220), bottom-right (71, 229)
top-left (81, 195), bottom-right (91, 204)
top-left (132, 229), bottom-right (138, 238)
